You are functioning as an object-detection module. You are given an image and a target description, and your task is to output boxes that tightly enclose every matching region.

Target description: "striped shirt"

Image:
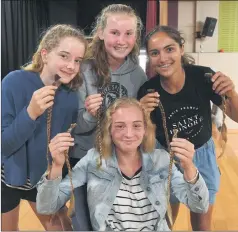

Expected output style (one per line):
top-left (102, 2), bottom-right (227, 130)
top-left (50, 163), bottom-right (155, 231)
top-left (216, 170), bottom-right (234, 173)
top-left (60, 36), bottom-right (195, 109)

top-left (106, 168), bottom-right (159, 231)
top-left (1, 166), bottom-right (35, 190)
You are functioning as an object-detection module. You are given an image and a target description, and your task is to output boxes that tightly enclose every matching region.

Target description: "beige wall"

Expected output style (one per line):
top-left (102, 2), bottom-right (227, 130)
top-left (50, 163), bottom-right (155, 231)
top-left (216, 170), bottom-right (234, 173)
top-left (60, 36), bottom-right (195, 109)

top-left (178, 1), bottom-right (196, 53)
top-left (190, 52), bottom-right (238, 129)
top-left (178, 1), bottom-right (220, 53)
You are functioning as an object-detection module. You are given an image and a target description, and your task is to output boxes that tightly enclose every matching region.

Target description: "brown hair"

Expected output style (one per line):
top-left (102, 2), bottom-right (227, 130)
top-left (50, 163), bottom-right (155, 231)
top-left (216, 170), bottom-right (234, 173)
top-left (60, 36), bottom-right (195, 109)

top-left (86, 4), bottom-right (143, 87)
top-left (23, 24), bottom-right (87, 90)
top-left (145, 25), bottom-right (195, 66)
top-left (95, 97), bottom-right (156, 166)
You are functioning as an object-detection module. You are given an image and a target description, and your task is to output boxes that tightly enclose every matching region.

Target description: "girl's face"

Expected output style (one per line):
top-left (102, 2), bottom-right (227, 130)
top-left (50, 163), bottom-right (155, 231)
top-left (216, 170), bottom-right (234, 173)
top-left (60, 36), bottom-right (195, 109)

top-left (99, 13), bottom-right (137, 64)
top-left (41, 37), bottom-right (85, 84)
top-left (147, 32), bottom-right (184, 78)
top-left (111, 106), bottom-right (145, 154)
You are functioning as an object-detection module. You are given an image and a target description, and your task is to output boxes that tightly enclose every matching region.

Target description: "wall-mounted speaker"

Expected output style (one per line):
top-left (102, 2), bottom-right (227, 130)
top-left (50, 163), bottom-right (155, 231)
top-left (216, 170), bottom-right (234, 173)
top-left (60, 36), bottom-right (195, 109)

top-left (201, 17), bottom-right (217, 37)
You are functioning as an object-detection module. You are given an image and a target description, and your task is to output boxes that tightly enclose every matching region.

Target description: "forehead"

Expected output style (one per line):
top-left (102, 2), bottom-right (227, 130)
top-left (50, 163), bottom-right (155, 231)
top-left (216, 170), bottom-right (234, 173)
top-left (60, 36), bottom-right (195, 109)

top-left (112, 106), bottom-right (143, 122)
top-left (148, 32), bottom-right (177, 49)
top-left (55, 37), bottom-right (85, 55)
top-left (105, 13), bottom-right (137, 30)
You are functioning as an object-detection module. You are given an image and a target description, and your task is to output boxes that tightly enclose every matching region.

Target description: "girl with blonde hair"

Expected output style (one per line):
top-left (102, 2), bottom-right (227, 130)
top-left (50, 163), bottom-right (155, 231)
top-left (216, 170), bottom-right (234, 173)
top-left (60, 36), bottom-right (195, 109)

top-left (37, 97), bottom-right (209, 231)
top-left (1, 24), bottom-right (87, 231)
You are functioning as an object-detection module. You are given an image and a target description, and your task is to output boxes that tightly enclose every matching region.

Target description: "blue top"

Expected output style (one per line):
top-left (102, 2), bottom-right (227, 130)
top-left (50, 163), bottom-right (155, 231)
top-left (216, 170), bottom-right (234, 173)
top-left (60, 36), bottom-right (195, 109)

top-left (36, 147), bottom-right (209, 231)
top-left (1, 70), bottom-right (78, 186)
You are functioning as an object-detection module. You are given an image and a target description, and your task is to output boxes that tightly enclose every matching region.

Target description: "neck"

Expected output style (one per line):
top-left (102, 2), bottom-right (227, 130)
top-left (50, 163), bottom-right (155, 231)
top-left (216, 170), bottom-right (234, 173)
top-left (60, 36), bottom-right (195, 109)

top-left (116, 148), bottom-right (141, 166)
top-left (160, 67), bottom-right (185, 94)
top-left (40, 69), bottom-right (55, 86)
top-left (108, 55), bottom-right (125, 71)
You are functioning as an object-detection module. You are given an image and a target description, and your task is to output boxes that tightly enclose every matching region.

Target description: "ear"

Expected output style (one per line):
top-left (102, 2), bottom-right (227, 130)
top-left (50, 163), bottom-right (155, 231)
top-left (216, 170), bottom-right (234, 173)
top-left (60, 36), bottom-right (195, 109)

top-left (181, 44), bottom-right (185, 56)
top-left (41, 49), bottom-right (48, 64)
top-left (97, 28), bottom-right (104, 40)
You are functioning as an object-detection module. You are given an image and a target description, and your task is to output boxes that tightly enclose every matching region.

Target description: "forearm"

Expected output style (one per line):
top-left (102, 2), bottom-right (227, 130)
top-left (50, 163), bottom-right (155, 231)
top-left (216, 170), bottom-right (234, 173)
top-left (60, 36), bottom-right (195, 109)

top-left (74, 109), bottom-right (97, 134)
top-left (48, 163), bottom-right (63, 180)
top-left (36, 175), bottom-right (66, 215)
top-left (171, 163), bottom-right (209, 213)
top-left (225, 90), bottom-right (238, 122)
top-left (183, 165), bottom-right (198, 184)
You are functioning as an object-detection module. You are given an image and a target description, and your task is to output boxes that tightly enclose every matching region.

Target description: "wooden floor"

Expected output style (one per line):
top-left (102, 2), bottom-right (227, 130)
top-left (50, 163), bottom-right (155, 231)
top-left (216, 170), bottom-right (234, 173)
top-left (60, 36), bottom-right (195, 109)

top-left (18, 129), bottom-right (238, 231)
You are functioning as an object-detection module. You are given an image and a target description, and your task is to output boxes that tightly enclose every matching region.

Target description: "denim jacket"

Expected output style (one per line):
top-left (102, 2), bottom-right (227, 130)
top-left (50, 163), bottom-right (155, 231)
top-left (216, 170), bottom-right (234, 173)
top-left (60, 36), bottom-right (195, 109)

top-left (36, 148), bottom-right (209, 231)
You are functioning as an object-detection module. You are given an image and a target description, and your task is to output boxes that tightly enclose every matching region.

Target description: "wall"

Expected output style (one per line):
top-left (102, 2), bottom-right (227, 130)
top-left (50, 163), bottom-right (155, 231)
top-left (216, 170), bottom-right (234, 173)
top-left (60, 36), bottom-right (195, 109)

top-left (189, 52), bottom-right (238, 129)
top-left (177, 1), bottom-right (196, 53)
top-left (177, 1), bottom-right (220, 53)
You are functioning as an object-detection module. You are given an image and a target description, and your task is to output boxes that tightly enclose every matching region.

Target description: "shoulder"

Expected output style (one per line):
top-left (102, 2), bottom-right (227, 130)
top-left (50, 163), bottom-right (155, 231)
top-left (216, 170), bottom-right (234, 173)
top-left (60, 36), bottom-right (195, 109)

top-left (85, 148), bottom-right (100, 162)
top-left (138, 75), bottom-right (160, 95)
top-left (2, 70), bottom-right (33, 85)
top-left (185, 64), bottom-right (214, 77)
top-left (2, 70), bottom-right (37, 97)
top-left (80, 60), bottom-right (97, 83)
top-left (133, 65), bottom-right (148, 80)
top-left (80, 60), bottom-right (94, 74)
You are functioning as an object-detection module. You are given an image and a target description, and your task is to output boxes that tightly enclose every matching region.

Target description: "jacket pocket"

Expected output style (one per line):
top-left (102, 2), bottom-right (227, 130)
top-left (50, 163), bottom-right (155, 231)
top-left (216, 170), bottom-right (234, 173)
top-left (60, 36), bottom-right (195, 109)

top-left (149, 169), bottom-right (169, 184)
top-left (87, 169), bottom-right (114, 213)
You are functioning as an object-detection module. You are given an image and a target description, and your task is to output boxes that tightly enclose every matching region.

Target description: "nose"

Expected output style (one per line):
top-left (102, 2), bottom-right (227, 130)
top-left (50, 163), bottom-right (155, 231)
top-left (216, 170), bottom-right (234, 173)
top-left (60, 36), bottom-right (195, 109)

top-left (125, 126), bottom-right (133, 137)
top-left (66, 60), bottom-right (75, 70)
top-left (117, 34), bottom-right (126, 45)
top-left (159, 51), bottom-right (167, 62)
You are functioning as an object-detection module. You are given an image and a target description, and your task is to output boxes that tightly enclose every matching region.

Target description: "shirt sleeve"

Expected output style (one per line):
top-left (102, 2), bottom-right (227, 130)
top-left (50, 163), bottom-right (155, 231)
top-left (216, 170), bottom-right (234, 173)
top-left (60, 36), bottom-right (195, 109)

top-left (1, 73), bottom-right (39, 157)
top-left (74, 67), bottom-right (97, 134)
top-left (36, 149), bottom-right (94, 215)
top-left (137, 82), bottom-right (149, 100)
top-left (171, 164), bottom-right (209, 214)
top-left (202, 67), bottom-right (223, 106)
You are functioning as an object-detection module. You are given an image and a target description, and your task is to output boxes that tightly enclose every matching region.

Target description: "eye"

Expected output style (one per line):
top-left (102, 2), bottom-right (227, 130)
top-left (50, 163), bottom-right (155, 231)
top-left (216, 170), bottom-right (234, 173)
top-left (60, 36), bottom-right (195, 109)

top-left (166, 47), bottom-right (174, 52)
top-left (134, 124), bottom-right (142, 129)
top-left (115, 124), bottom-right (124, 129)
top-left (150, 50), bottom-right (159, 57)
top-left (75, 59), bottom-right (82, 64)
top-left (60, 54), bottom-right (68, 59)
top-left (126, 32), bottom-right (132, 36)
top-left (111, 31), bottom-right (119, 35)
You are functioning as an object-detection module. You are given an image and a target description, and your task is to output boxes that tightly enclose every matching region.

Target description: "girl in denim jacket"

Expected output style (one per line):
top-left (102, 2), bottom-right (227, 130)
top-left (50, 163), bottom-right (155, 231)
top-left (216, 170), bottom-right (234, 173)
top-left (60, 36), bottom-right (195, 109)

top-left (36, 98), bottom-right (209, 231)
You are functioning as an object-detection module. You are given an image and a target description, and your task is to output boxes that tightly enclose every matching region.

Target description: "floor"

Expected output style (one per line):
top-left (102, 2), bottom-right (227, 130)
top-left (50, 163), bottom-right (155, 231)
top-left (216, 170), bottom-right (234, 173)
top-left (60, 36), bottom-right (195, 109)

top-left (15, 129), bottom-right (238, 231)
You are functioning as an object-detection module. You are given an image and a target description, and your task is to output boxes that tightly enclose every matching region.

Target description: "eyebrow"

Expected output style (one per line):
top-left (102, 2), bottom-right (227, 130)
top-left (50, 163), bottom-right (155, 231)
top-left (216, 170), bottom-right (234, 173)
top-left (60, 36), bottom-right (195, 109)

top-left (114, 120), bottom-right (143, 123)
top-left (109, 29), bottom-right (134, 32)
top-left (59, 51), bottom-right (83, 59)
top-left (148, 43), bottom-right (176, 53)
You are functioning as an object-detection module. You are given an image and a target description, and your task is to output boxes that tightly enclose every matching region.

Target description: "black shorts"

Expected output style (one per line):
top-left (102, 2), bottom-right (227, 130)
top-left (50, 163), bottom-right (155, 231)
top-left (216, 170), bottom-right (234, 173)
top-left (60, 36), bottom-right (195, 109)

top-left (1, 181), bottom-right (37, 213)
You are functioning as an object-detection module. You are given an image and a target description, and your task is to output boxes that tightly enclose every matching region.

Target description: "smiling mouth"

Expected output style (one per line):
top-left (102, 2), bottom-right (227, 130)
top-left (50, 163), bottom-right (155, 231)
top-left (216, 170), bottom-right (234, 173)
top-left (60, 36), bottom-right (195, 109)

top-left (115, 47), bottom-right (127, 51)
top-left (158, 64), bottom-right (172, 68)
top-left (61, 71), bottom-right (74, 76)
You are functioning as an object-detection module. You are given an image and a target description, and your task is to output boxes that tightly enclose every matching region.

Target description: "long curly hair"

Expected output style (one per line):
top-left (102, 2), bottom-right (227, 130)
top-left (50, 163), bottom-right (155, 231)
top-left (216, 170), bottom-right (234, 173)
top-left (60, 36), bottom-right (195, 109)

top-left (23, 24), bottom-right (87, 90)
top-left (85, 4), bottom-right (143, 87)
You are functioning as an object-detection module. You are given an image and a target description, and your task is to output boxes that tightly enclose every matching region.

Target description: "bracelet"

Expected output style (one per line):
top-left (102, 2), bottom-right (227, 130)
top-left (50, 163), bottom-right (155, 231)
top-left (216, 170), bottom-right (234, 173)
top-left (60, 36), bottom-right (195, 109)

top-left (186, 169), bottom-right (199, 183)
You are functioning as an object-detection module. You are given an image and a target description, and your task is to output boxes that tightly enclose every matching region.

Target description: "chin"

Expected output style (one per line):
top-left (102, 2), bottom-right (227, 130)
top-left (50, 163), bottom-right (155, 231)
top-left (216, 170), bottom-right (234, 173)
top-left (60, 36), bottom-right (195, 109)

top-left (60, 76), bottom-right (75, 84)
top-left (113, 52), bottom-right (130, 59)
top-left (156, 69), bottom-right (173, 77)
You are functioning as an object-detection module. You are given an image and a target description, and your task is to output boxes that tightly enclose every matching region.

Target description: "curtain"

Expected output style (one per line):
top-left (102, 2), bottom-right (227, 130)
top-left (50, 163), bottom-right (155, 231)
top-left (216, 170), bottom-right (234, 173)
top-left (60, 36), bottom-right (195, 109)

top-left (1, 0), bottom-right (49, 79)
top-left (146, 0), bottom-right (157, 35)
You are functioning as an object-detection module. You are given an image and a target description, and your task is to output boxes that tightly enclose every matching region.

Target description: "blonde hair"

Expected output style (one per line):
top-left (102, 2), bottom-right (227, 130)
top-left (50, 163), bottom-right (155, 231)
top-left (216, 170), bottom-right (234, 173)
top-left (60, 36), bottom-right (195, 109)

top-left (95, 98), bottom-right (156, 162)
top-left (23, 24), bottom-right (87, 90)
top-left (86, 4), bottom-right (143, 87)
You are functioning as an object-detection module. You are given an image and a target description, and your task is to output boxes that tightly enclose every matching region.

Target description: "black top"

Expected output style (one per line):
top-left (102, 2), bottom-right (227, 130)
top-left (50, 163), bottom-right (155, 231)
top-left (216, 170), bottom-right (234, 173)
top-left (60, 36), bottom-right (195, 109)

top-left (138, 65), bottom-right (222, 149)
